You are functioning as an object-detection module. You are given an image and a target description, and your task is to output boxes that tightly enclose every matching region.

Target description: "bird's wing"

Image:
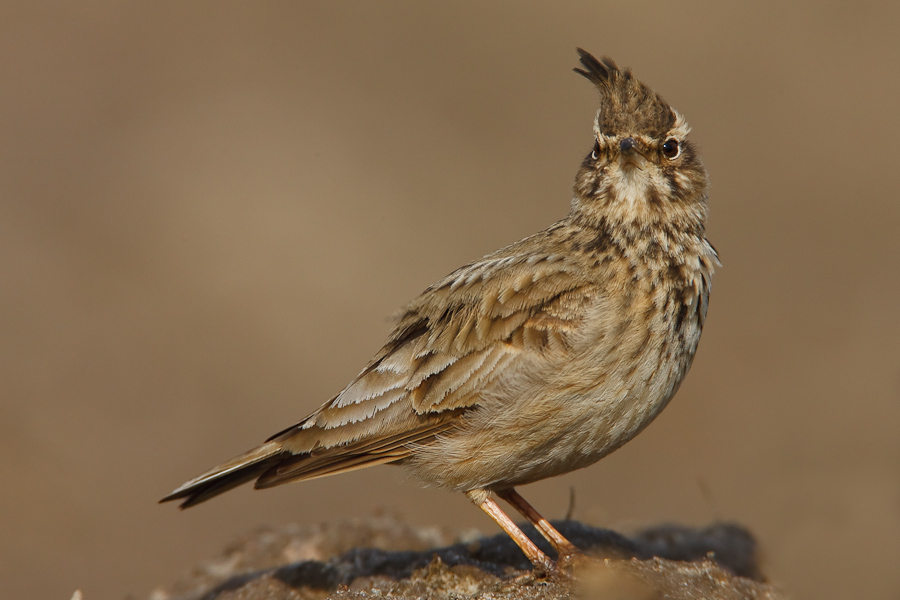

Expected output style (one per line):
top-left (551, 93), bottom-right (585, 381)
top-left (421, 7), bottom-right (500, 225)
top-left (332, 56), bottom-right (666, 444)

top-left (271, 246), bottom-right (597, 449)
top-left (162, 243), bottom-right (599, 504)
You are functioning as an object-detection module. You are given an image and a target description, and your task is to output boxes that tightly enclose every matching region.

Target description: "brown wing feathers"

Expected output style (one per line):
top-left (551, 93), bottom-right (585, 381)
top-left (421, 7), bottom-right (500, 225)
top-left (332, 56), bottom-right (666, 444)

top-left (256, 419), bottom-right (459, 488)
top-left (161, 250), bottom-right (588, 508)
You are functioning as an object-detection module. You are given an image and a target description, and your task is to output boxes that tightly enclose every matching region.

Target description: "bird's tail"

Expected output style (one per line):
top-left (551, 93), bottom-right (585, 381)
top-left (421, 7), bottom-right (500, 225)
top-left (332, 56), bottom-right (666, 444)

top-left (159, 441), bottom-right (285, 508)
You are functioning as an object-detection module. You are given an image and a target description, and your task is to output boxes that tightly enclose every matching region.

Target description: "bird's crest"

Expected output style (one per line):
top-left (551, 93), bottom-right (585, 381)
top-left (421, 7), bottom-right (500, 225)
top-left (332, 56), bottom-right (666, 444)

top-left (574, 48), bottom-right (676, 136)
top-left (573, 50), bottom-right (632, 90)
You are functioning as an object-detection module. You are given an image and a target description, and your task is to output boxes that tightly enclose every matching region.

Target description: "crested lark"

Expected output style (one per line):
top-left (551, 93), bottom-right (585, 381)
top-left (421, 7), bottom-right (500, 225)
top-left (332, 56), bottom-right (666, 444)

top-left (161, 49), bottom-right (718, 573)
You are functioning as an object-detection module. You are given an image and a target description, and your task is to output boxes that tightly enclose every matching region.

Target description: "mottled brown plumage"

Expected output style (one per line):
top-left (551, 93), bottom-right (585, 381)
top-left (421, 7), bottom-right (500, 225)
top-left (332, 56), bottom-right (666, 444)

top-left (161, 49), bottom-right (718, 573)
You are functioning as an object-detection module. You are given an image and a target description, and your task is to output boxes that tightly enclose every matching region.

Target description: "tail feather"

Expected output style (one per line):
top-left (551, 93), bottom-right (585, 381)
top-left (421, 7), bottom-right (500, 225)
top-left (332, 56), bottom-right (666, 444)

top-left (159, 441), bottom-right (284, 508)
top-left (160, 417), bottom-right (459, 508)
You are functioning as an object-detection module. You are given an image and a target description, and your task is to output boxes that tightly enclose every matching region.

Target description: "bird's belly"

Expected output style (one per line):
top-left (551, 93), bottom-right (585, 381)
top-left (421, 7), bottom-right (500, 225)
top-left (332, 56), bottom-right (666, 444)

top-left (404, 344), bottom-right (691, 492)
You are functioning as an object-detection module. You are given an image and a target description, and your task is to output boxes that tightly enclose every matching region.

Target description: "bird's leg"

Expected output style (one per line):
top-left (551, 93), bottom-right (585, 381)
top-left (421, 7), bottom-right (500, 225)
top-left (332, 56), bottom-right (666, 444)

top-left (496, 488), bottom-right (583, 565)
top-left (466, 489), bottom-right (556, 575)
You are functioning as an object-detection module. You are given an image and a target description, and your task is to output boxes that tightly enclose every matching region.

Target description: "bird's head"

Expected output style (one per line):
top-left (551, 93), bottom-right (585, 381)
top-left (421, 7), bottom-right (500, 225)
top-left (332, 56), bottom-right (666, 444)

top-left (571, 49), bottom-right (708, 234)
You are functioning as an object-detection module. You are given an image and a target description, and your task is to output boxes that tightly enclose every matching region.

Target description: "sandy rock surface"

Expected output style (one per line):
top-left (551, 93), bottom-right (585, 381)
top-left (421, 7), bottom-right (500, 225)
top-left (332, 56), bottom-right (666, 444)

top-left (149, 516), bottom-right (786, 600)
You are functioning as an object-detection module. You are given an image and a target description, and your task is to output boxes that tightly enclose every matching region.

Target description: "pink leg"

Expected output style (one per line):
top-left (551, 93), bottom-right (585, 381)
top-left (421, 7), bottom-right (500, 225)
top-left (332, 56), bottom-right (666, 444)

top-left (466, 489), bottom-right (556, 574)
top-left (496, 488), bottom-right (583, 563)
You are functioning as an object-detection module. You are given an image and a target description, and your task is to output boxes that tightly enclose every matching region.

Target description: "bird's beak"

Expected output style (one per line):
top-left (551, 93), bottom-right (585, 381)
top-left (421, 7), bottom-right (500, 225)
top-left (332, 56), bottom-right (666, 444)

top-left (617, 137), bottom-right (647, 169)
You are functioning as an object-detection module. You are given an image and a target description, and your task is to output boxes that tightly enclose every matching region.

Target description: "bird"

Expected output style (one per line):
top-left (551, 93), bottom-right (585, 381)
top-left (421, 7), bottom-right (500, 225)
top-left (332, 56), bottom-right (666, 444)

top-left (161, 48), bottom-right (718, 574)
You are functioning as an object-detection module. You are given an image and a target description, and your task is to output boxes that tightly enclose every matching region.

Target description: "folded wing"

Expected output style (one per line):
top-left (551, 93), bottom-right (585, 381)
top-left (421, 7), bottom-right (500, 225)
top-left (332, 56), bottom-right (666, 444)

top-left (161, 243), bottom-right (597, 507)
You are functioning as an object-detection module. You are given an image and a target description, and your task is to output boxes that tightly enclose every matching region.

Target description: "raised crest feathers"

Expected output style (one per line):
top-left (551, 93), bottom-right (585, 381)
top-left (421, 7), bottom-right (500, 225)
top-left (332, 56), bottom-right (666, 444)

top-left (573, 49), bottom-right (631, 89)
top-left (574, 48), bottom-right (675, 136)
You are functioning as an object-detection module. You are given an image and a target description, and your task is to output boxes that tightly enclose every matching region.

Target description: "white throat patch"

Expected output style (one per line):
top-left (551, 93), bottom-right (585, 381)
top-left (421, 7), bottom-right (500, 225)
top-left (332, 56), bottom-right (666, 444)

top-left (611, 163), bottom-right (653, 207)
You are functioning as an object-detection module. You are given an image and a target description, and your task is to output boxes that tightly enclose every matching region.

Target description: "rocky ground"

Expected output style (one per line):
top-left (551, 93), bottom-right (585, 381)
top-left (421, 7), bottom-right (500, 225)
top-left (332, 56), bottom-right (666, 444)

top-left (147, 515), bottom-right (787, 600)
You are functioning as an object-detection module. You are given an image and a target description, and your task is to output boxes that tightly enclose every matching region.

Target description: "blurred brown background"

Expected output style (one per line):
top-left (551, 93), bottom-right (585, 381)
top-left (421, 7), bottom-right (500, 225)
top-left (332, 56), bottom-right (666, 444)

top-left (2, 2), bottom-right (898, 599)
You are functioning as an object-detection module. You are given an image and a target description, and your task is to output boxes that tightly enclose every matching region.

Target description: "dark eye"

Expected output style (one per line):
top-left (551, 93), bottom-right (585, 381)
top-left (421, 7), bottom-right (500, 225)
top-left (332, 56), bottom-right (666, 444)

top-left (591, 139), bottom-right (601, 160)
top-left (662, 138), bottom-right (681, 159)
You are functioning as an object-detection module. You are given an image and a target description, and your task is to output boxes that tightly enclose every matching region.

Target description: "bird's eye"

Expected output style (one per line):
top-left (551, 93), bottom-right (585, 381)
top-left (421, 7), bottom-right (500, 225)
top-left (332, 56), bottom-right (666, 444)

top-left (662, 138), bottom-right (681, 159)
top-left (591, 140), bottom-right (601, 160)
